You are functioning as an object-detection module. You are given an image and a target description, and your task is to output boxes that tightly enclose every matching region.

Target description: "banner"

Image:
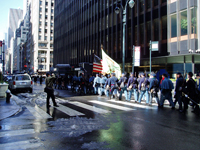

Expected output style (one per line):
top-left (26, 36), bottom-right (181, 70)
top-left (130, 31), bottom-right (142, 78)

top-left (101, 50), bottom-right (121, 78)
top-left (134, 46), bottom-right (140, 66)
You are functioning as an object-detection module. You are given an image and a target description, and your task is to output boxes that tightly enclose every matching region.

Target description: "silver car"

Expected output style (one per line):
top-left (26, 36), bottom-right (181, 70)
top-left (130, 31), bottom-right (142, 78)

top-left (8, 74), bottom-right (33, 93)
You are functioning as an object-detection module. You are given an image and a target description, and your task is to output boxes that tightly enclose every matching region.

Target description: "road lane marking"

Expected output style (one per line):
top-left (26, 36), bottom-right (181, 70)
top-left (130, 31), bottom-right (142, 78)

top-left (108, 100), bottom-right (157, 109)
top-left (55, 104), bottom-right (85, 116)
top-left (68, 101), bottom-right (111, 114)
top-left (26, 106), bottom-right (52, 119)
top-left (0, 129), bottom-right (35, 137)
top-left (0, 140), bottom-right (43, 149)
top-left (89, 100), bottom-right (135, 111)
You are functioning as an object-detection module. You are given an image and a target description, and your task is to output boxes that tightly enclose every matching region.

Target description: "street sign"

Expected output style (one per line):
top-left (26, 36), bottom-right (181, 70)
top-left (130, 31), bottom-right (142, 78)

top-left (134, 46), bottom-right (140, 66)
top-left (151, 41), bottom-right (159, 51)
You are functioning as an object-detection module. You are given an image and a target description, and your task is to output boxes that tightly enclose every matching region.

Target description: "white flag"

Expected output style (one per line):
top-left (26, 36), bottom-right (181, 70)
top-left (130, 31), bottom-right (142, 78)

top-left (101, 50), bottom-right (121, 78)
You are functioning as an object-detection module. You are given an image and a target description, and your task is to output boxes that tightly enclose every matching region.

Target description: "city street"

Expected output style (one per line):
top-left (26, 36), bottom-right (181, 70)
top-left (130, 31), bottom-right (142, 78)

top-left (0, 83), bottom-right (200, 150)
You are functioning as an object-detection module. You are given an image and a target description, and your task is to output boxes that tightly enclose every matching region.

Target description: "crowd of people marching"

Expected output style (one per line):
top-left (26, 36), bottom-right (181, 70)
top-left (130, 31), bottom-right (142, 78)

top-left (46, 71), bottom-right (200, 115)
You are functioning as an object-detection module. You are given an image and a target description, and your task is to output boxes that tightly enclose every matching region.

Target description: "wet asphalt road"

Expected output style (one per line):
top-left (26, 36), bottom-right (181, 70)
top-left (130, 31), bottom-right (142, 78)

top-left (0, 83), bottom-right (200, 150)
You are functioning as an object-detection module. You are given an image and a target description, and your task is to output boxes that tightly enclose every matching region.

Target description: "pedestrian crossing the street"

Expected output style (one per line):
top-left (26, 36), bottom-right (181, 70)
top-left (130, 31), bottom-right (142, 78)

top-left (24, 98), bottom-right (159, 119)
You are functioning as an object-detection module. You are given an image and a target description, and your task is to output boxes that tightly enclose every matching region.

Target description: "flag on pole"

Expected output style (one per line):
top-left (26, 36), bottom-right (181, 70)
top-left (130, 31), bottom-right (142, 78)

top-left (93, 54), bottom-right (103, 73)
top-left (101, 50), bottom-right (121, 78)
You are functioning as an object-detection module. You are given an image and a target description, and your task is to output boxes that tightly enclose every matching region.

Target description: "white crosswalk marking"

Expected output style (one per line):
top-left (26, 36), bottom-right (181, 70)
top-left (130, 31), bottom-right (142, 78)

top-left (0, 129), bottom-right (35, 138)
top-left (55, 104), bottom-right (85, 116)
top-left (89, 100), bottom-right (135, 111)
top-left (108, 100), bottom-right (157, 109)
top-left (68, 101), bottom-right (111, 114)
top-left (0, 140), bottom-right (43, 150)
top-left (26, 105), bottom-right (52, 119)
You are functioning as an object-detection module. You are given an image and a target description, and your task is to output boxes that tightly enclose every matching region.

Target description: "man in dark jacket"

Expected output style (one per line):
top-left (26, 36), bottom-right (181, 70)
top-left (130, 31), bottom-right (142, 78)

top-left (125, 73), bottom-right (138, 102)
top-left (175, 72), bottom-right (185, 112)
top-left (138, 73), bottom-right (149, 104)
top-left (148, 73), bottom-right (160, 106)
top-left (159, 73), bottom-right (175, 109)
top-left (185, 72), bottom-right (199, 114)
top-left (45, 72), bottom-right (59, 109)
top-left (118, 73), bottom-right (127, 100)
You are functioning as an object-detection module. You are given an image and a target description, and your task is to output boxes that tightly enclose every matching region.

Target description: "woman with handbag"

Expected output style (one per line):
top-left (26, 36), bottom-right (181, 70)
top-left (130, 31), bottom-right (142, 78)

top-left (45, 72), bottom-right (59, 109)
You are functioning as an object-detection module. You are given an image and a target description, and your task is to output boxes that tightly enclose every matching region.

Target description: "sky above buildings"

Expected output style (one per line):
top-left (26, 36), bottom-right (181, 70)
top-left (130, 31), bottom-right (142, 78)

top-left (0, 0), bottom-right (23, 41)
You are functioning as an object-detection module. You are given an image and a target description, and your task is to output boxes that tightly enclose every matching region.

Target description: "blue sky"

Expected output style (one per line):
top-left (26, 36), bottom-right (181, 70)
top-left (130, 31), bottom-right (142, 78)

top-left (0, 0), bottom-right (24, 41)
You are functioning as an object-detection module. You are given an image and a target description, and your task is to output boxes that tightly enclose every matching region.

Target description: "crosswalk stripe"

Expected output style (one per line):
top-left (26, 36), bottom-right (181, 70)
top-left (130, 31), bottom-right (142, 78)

top-left (0, 129), bottom-right (35, 138)
top-left (26, 106), bottom-right (52, 119)
top-left (68, 101), bottom-right (111, 114)
top-left (89, 100), bottom-right (135, 111)
top-left (108, 100), bottom-right (157, 109)
top-left (55, 104), bottom-right (85, 116)
top-left (0, 140), bottom-right (43, 149)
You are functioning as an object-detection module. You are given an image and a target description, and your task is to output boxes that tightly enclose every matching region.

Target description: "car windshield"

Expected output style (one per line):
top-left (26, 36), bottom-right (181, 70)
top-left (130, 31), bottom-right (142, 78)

top-left (16, 75), bottom-right (30, 81)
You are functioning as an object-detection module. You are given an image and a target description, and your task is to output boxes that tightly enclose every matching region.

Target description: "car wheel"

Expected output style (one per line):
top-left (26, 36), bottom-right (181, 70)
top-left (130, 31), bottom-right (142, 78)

top-left (30, 88), bottom-right (33, 93)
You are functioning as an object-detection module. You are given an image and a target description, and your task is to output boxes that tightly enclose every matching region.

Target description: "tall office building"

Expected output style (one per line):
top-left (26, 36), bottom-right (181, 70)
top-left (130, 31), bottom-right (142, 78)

top-left (21, 0), bottom-right (54, 74)
top-left (167, 0), bottom-right (200, 74)
top-left (8, 8), bottom-right (23, 48)
top-left (54, 0), bottom-right (168, 73)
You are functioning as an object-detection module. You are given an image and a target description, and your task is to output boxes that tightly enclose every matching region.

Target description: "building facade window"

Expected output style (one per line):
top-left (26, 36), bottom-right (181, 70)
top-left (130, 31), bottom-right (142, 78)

top-left (191, 7), bottom-right (197, 35)
top-left (180, 10), bottom-right (187, 36)
top-left (39, 36), bottom-right (41, 40)
top-left (45, 8), bottom-right (48, 13)
top-left (39, 14), bottom-right (42, 19)
top-left (45, 22), bottom-right (48, 26)
top-left (171, 14), bottom-right (177, 38)
top-left (40, 1), bottom-right (42, 5)
top-left (51, 16), bottom-right (53, 20)
top-left (45, 36), bottom-right (47, 40)
top-left (46, 2), bottom-right (48, 6)
top-left (45, 15), bottom-right (48, 19)
top-left (45, 29), bottom-right (47, 33)
top-left (39, 8), bottom-right (42, 12)
top-left (51, 9), bottom-right (54, 13)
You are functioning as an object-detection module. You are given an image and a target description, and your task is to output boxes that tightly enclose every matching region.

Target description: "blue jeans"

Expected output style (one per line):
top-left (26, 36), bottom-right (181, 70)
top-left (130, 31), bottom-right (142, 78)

top-left (98, 87), bottom-right (105, 95)
top-left (119, 86), bottom-right (127, 100)
top-left (160, 90), bottom-right (175, 107)
top-left (138, 88), bottom-right (149, 103)
top-left (105, 89), bottom-right (109, 97)
top-left (94, 86), bottom-right (99, 94)
top-left (124, 88), bottom-right (138, 101)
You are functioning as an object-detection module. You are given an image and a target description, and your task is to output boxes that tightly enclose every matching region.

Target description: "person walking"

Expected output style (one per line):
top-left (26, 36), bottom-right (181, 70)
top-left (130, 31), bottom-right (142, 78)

top-left (99, 75), bottom-right (107, 96)
top-left (159, 73), bottom-right (175, 109)
top-left (138, 73), bottom-right (150, 104)
top-left (104, 74), bottom-right (111, 98)
top-left (125, 73), bottom-right (138, 102)
top-left (45, 72), bottom-right (59, 109)
top-left (148, 73), bottom-right (160, 106)
top-left (118, 73), bottom-right (127, 100)
top-left (108, 73), bottom-right (119, 100)
top-left (174, 72), bottom-right (185, 112)
top-left (185, 72), bottom-right (199, 114)
top-left (40, 75), bottom-right (43, 85)
top-left (93, 74), bottom-right (101, 95)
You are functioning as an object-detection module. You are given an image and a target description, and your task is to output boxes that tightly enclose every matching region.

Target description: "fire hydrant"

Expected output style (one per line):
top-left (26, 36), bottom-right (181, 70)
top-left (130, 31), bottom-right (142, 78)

top-left (6, 89), bottom-right (11, 103)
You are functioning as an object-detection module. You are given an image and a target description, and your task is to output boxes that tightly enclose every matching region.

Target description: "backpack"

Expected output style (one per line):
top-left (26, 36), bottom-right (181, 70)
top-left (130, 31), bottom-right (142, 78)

top-left (141, 78), bottom-right (146, 91)
top-left (150, 79), bottom-right (159, 93)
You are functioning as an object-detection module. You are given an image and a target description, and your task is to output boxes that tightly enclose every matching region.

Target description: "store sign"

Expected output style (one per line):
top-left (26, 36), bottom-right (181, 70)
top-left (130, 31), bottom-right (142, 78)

top-left (134, 46), bottom-right (140, 66)
top-left (152, 41), bottom-right (159, 51)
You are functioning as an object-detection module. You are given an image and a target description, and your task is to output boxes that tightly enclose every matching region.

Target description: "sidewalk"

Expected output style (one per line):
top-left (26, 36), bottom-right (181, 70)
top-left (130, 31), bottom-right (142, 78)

top-left (0, 97), bottom-right (21, 121)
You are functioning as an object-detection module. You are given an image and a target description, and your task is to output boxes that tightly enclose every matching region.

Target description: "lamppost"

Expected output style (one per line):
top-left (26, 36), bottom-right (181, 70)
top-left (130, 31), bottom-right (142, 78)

top-left (115, 0), bottom-right (135, 73)
top-left (2, 40), bottom-right (5, 74)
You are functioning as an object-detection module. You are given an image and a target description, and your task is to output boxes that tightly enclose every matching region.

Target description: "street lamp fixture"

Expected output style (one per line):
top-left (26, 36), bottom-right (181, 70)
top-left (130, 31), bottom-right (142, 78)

top-left (115, 0), bottom-right (135, 73)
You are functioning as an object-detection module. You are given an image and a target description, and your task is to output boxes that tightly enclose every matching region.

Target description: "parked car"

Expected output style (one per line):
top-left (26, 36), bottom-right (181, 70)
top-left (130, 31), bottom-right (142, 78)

top-left (3, 75), bottom-right (13, 82)
top-left (8, 74), bottom-right (33, 93)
